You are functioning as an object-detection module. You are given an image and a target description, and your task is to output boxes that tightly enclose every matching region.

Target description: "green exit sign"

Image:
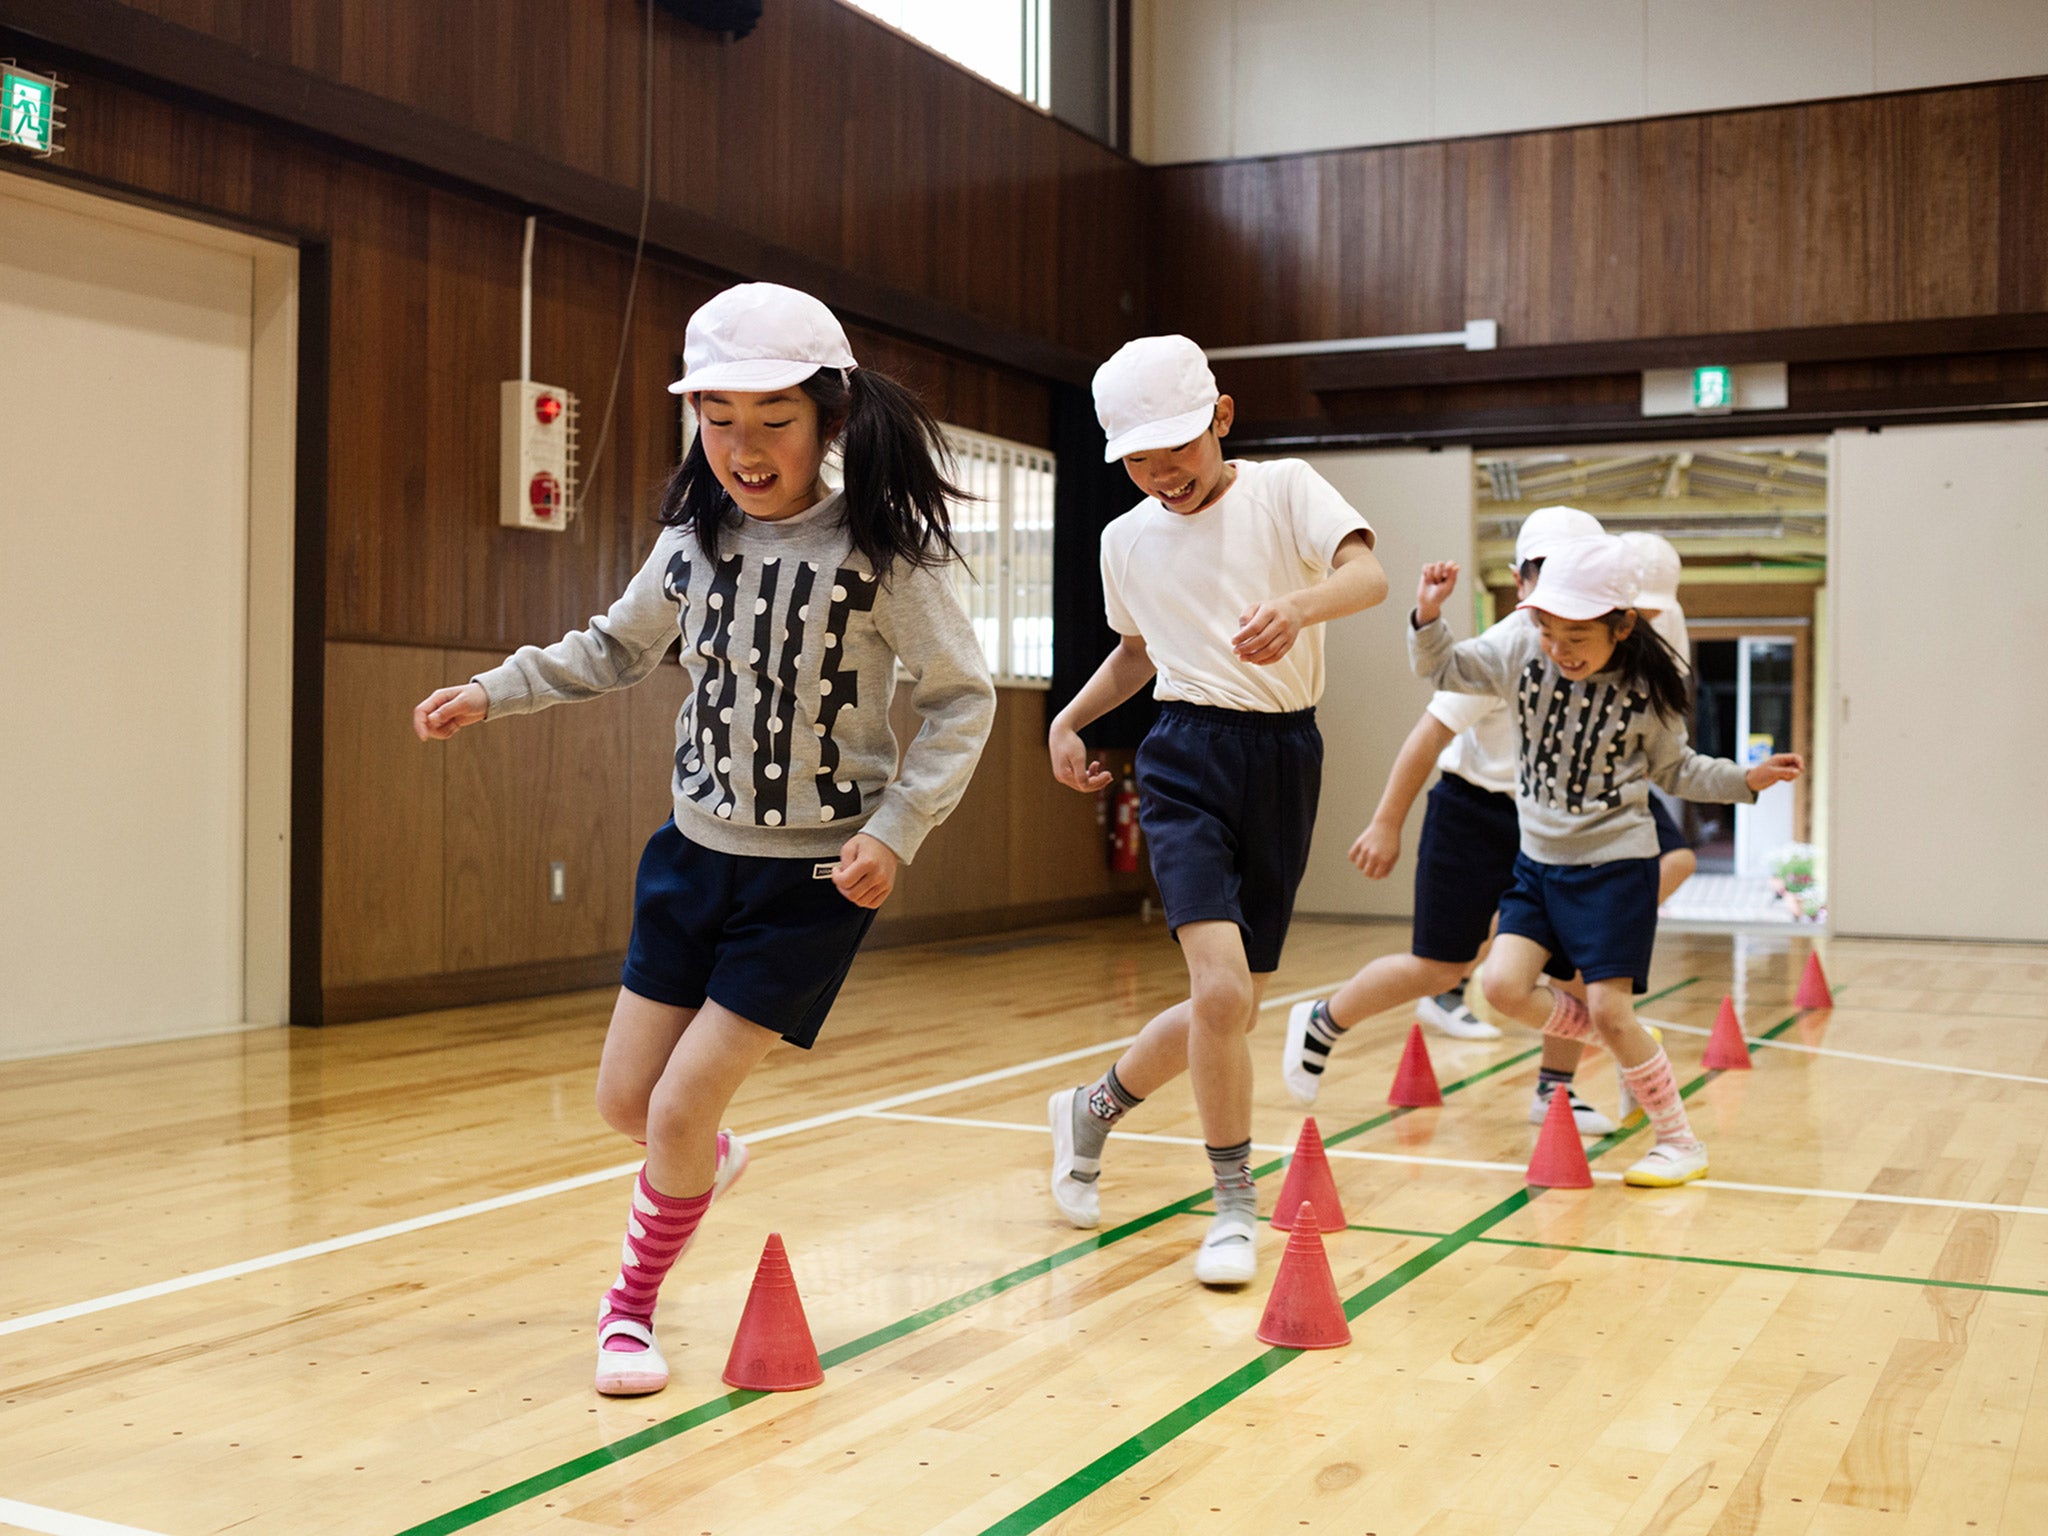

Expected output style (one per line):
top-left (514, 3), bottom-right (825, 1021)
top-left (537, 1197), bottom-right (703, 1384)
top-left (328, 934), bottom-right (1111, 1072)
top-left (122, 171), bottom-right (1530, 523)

top-left (1692, 365), bottom-right (1734, 412)
top-left (2, 64), bottom-right (61, 157)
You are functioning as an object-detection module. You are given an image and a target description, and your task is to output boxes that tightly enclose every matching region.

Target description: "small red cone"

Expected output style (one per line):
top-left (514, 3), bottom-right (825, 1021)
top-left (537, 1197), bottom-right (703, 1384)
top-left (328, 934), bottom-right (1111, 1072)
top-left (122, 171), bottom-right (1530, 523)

top-left (722, 1233), bottom-right (824, 1392)
top-left (1701, 995), bottom-right (1752, 1070)
top-left (1272, 1117), bottom-right (1347, 1232)
top-left (1796, 952), bottom-right (1834, 1010)
top-left (1387, 1024), bottom-right (1443, 1107)
top-left (1526, 1080), bottom-right (1594, 1189)
top-left (1256, 1201), bottom-right (1351, 1349)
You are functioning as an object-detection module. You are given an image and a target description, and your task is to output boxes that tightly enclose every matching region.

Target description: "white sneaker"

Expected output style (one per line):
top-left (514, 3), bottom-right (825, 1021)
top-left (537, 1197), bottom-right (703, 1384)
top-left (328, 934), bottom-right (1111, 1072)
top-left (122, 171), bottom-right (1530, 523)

top-left (1615, 1025), bottom-right (1665, 1122)
top-left (1527, 1081), bottom-right (1617, 1137)
top-left (1624, 1140), bottom-right (1709, 1188)
top-left (1282, 1000), bottom-right (1327, 1107)
top-left (1047, 1088), bottom-right (1101, 1229)
top-left (1417, 991), bottom-right (1501, 1040)
top-left (1194, 1209), bottom-right (1259, 1286)
top-left (595, 1316), bottom-right (669, 1396)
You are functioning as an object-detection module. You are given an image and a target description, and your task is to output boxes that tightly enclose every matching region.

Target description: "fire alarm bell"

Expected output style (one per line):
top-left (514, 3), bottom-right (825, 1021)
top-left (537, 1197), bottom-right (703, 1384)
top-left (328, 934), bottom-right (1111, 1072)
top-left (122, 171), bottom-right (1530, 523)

top-left (501, 380), bottom-right (579, 531)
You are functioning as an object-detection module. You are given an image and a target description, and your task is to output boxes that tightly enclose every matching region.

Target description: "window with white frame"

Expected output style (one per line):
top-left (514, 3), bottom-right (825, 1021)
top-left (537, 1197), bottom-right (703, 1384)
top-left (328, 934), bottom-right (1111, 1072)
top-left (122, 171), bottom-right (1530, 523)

top-left (842, 1), bottom-right (1052, 109)
top-left (942, 424), bottom-right (1055, 688)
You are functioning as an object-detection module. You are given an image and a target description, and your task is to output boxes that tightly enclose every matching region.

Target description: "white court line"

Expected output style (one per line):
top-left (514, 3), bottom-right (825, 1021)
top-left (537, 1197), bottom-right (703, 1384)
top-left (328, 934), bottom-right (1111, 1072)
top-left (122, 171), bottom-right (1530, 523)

top-left (1640, 1016), bottom-right (2048, 1087)
top-left (865, 1108), bottom-right (2048, 1219)
top-left (0, 976), bottom-right (1360, 1342)
top-left (0, 1498), bottom-right (172, 1536)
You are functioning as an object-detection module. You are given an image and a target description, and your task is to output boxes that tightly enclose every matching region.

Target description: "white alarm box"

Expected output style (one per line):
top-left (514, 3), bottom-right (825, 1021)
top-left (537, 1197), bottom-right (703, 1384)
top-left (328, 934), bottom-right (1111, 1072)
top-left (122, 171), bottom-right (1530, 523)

top-left (500, 380), bottom-right (579, 531)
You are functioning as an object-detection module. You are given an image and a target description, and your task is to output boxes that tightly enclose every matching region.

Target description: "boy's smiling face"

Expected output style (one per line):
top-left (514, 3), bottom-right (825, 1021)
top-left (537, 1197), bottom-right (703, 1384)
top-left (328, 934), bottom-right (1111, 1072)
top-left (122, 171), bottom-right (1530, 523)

top-left (1120, 397), bottom-right (1235, 514)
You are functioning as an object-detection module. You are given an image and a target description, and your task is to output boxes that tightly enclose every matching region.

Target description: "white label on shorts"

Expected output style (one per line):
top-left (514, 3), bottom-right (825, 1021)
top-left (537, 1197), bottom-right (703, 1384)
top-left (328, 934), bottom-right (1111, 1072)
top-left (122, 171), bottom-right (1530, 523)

top-left (812, 862), bottom-right (840, 879)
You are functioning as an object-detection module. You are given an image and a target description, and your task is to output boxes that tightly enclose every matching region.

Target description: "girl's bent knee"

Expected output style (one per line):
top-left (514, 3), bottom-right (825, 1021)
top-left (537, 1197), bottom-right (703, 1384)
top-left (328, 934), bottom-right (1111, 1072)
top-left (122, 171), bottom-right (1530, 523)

top-left (594, 1079), bottom-right (649, 1140)
top-left (1480, 968), bottom-right (1526, 1016)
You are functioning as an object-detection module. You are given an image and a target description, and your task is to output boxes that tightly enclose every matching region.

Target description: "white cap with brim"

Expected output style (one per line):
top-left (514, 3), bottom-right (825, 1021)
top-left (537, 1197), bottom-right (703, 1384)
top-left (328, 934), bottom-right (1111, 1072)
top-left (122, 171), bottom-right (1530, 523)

top-left (667, 282), bottom-right (858, 397)
top-left (1093, 334), bottom-right (1220, 462)
top-left (1517, 534), bottom-right (1640, 622)
top-left (1513, 504), bottom-right (1604, 567)
top-left (1621, 530), bottom-right (1682, 611)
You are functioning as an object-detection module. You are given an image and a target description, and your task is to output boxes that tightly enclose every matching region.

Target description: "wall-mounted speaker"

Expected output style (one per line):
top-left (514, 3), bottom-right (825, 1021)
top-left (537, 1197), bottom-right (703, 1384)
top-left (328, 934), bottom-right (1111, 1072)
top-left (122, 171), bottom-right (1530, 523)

top-left (654, 0), bottom-right (763, 39)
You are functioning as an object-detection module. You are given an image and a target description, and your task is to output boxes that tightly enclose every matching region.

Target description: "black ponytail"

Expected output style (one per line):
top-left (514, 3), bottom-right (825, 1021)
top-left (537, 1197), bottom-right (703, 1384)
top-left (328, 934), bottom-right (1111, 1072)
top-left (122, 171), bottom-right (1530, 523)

top-left (655, 366), bottom-right (966, 577)
top-left (1602, 610), bottom-right (1692, 724)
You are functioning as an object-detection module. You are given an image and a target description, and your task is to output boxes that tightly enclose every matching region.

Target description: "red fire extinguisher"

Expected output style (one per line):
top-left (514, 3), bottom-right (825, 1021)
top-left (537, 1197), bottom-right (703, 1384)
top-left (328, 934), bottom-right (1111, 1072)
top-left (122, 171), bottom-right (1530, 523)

top-left (1109, 774), bottom-right (1141, 874)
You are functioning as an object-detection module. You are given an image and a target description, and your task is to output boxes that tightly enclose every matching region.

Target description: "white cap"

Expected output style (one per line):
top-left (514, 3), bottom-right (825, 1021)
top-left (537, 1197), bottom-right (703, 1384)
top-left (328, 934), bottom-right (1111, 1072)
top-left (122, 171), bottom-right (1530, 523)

top-left (1513, 505), bottom-right (1604, 567)
top-left (1093, 335), bottom-right (1220, 462)
top-left (667, 283), bottom-right (857, 396)
top-left (1518, 534), bottom-right (1640, 622)
top-left (1622, 531), bottom-right (1682, 612)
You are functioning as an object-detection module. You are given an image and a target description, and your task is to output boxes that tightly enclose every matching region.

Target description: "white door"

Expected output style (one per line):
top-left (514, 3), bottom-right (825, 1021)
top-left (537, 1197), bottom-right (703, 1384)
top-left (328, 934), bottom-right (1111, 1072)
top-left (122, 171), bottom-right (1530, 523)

top-left (1830, 421), bottom-right (2048, 941)
top-left (1286, 448), bottom-right (1476, 919)
top-left (0, 179), bottom-right (264, 1054)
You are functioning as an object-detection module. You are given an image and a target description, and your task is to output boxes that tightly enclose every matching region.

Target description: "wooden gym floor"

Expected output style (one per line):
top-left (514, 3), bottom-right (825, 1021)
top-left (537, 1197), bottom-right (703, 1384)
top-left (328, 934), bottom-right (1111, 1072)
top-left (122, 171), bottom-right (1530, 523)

top-left (4, 917), bottom-right (2048, 1535)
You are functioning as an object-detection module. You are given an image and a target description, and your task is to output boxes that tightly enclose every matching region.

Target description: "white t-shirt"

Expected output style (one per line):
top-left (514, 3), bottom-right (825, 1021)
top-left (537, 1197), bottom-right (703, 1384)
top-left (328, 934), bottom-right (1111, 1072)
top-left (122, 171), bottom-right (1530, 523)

top-left (1100, 458), bottom-right (1372, 712)
top-left (1425, 612), bottom-right (1524, 796)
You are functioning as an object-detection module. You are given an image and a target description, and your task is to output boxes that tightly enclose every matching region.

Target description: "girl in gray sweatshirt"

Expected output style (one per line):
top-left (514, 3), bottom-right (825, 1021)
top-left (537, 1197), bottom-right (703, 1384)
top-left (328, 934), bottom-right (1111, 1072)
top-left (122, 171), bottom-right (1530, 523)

top-left (411, 283), bottom-right (994, 1397)
top-left (1407, 534), bottom-right (1800, 1191)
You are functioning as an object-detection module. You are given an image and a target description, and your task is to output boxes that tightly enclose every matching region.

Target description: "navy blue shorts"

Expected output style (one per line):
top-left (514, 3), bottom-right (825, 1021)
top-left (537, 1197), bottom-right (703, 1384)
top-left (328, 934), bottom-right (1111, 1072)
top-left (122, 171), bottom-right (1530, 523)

top-left (1412, 773), bottom-right (1571, 981)
top-left (1496, 852), bottom-right (1661, 994)
top-left (1136, 703), bottom-right (1321, 974)
top-left (1649, 794), bottom-right (1688, 856)
top-left (621, 821), bottom-right (877, 1048)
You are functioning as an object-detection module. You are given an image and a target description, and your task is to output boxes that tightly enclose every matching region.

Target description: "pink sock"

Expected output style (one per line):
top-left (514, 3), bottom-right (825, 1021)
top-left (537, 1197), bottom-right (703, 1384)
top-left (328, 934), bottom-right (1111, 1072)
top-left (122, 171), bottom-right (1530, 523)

top-left (599, 1166), bottom-right (714, 1353)
top-left (1618, 1048), bottom-right (1700, 1148)
top-left (1541, 988), bottom-right (1594, 1042)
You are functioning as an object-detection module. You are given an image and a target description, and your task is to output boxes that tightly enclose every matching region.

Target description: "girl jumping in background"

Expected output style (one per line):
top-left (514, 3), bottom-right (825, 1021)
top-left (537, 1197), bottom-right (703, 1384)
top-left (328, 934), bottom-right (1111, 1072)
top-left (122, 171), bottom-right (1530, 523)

top-left (412, 283), bottom-right (995, 1394)
top-left (1408, 535), bottom-right (1800, 1186)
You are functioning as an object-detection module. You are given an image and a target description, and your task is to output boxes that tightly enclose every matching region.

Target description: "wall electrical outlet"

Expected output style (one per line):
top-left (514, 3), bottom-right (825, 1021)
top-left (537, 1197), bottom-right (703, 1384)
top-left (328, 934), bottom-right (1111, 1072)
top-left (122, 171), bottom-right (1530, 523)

top-left (548, 860), bottom-right (566, 903)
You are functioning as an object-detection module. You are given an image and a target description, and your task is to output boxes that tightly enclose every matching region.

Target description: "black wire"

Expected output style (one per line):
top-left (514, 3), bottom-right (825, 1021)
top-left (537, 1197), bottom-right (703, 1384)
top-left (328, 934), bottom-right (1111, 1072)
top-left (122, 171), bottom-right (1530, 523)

top-left (578, 0), bottom-right (656, 531)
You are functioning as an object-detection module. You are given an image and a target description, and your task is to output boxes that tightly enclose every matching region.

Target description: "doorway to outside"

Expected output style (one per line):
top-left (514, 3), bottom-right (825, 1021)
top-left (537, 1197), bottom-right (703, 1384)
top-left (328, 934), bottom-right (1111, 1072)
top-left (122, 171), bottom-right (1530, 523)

top-left (1473, 439), bottom-right (1826, 929)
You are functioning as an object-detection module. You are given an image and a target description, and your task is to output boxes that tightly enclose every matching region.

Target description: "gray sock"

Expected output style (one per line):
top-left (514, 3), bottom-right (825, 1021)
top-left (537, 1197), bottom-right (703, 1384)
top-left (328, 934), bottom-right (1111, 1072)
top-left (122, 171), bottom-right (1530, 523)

top-left (1207, 1138), bottom-right (1256, 1220)
top-left (1071, 1065), bottom-right (1142, 1166)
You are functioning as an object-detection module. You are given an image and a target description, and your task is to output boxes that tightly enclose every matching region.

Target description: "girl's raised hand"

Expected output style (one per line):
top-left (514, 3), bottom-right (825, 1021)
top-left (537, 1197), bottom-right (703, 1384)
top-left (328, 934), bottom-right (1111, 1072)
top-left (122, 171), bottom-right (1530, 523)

top-left (1415, 561), bottom-right (1460, 625)
top-left (1744, 752), bottom-right (1804, 793)
top-left (831, 833), bottom-right (898, 909)
top-left (414, 682), bottom-right (490, 741)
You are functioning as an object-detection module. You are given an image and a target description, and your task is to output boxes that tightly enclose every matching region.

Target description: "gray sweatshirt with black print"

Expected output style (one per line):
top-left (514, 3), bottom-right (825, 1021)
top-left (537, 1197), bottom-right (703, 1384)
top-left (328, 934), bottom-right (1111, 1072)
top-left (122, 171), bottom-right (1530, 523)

top-left (473, 493), bottom-right (996, 863)
top-left (1409, 614), bottom-right (1753, 866)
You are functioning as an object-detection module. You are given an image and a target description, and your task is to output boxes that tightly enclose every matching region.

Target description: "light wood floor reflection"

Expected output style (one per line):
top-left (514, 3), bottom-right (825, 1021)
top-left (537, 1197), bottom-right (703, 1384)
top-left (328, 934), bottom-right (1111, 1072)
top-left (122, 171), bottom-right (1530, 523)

top-left (4, 917), bottom-right (2046, 1535)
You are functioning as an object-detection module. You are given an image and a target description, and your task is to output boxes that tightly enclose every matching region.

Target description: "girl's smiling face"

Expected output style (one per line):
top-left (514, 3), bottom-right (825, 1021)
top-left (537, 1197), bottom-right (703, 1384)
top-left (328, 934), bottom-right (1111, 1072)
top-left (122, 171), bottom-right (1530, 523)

top-left (1533, 608), bottom-right (1633, 680)
top-left (692, 387), bottom-right (834, 521)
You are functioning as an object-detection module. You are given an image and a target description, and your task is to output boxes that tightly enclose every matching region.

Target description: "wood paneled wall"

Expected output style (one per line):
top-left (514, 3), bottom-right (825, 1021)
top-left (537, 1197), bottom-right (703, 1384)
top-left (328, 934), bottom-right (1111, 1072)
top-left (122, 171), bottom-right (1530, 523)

top-left (323, 645), bottom-right (1142, 1019)
top-left (1151, 78), bottom-right (2048, 436)
top-left (93, 0), bottom-right (1144, 365)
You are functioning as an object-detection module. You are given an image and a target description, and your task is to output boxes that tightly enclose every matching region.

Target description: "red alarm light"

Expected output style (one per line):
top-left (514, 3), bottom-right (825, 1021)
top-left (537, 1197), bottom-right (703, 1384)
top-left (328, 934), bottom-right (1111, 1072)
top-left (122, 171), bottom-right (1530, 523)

top-left (529, 472), bottom-right (560, 519)
top-left (534, 393), bottom-right (564, 425)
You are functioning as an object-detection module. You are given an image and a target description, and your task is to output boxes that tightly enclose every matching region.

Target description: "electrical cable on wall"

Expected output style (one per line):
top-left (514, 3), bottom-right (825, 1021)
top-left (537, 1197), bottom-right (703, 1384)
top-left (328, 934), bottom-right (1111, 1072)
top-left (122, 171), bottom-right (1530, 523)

top-left (576, 0), bottom-right (658, 535)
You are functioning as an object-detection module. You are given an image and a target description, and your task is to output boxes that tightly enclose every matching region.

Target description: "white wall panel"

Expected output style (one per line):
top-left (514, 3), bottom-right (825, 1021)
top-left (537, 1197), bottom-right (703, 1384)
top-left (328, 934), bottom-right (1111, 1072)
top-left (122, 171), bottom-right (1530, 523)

top-left (1828, 422), bottom-right (2048, 941)
top-left (1286, 448), bottom-right (1475, 920)
top-left (1645, 0), bottom-right (1873, 118)
top-left (1873, 0), bottom-right (2048, 91)
top-left (1433, 0), bottom-right (1646, 139)
top-left (1232, 0), bottom-right (1432, 158)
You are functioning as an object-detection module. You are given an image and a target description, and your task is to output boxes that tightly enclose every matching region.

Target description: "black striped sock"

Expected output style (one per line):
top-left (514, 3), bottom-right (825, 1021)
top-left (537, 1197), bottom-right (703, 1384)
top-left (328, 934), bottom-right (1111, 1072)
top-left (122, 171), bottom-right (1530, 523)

top-left (1299, 999), bottom-right (1346, 1077)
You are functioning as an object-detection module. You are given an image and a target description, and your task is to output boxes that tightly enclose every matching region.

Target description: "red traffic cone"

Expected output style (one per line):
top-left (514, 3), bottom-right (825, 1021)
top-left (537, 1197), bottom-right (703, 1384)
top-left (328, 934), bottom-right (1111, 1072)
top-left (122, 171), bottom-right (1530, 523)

top-left (1796, 952), bottom-right (1834, 1010)
top-left (1256, 1201), bottom-right (1351, 1349)
top-left (1701, 995), bottom-right (1752, 1070)
top-left (1387, 1024), bottom-right (1443, 1108)
top-left (1526, 1080), bottom-right (1594, 1189)
top-left (722, 1233), bottom-right (824, 1392)
top-left (1273, 1117), bottom-right (1347, 1232)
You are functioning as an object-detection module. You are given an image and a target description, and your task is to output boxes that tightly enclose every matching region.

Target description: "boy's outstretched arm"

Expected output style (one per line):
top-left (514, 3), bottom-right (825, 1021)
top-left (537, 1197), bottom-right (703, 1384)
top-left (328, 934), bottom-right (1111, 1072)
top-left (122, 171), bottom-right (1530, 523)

top-left (1351, 710), bottom-right (1457, 878)
top-left (1234, 531), bottom-right (1387, 666)
top-left (1048, 633), bottom-right (1157, 792)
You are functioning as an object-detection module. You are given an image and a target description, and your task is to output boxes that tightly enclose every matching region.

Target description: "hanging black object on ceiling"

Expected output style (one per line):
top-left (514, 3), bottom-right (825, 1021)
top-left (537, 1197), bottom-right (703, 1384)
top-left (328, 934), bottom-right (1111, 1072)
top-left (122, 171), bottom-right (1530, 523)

top-left (654, 0), bottom-right (763, 38)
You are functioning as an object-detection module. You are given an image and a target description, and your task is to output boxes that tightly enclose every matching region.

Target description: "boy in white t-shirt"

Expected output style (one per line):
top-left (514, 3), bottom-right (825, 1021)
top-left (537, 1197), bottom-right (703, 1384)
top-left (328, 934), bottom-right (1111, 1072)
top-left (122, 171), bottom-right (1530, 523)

top-left (1044, 335), bottom-right (1388, 1286)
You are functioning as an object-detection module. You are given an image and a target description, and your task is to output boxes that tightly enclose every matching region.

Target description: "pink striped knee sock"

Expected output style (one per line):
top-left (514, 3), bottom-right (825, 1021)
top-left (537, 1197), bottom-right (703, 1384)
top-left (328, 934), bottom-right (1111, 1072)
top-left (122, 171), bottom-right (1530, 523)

top-left (1541, 987), bottom-right (1594, 1041)
top-left (599, 1167), bottom-right (714, 1353)
top-left (1617, 1049), bottom-right (1700, 1148)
